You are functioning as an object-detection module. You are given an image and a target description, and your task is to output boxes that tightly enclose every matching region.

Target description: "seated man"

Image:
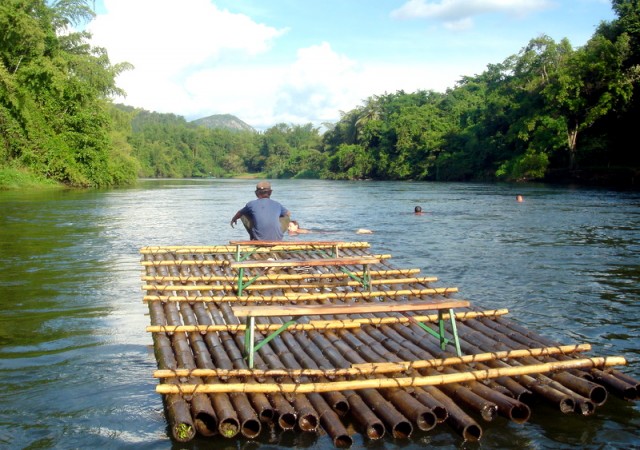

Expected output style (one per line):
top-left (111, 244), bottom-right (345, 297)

top-left (230, 181), bottom-right (290, 240)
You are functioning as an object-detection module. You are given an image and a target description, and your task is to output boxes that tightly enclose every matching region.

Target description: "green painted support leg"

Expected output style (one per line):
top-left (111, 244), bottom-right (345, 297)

top-left (448, 308), bottom-right (462, 357)
top-left (243, 317), bottom-right (297, 368)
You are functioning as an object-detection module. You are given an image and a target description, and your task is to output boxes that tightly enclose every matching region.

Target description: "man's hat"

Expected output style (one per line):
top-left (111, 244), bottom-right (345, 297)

top-left (256, 181), bottom-right (272, 191)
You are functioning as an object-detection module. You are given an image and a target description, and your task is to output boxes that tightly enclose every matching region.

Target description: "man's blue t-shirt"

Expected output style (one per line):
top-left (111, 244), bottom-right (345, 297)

top-left (239, 198), bottom-right (288, 240)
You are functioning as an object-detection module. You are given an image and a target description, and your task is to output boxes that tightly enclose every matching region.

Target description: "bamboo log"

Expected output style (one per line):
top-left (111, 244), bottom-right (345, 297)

top-left (141, 267), bottom-right (423, 282)
top-left (146, 308), bottom-right (508, 334)
top-left (421, 385), bottom-right (482, 442)
top-left (302, 328), bottom-right (413, 439)
top-left (215, 288), bottom-right (323, 433)
top-left (411, 387), bottom-right (448, 423)
top-left (550, 371), bottom-right (608, 406)
top-left (153, 343), bottom-right (586, 379)
top-left (155, 357), bottom-right (627, 395)
top-left (164, 302), bottom-right (241, 438)
top-left (468, 317), bottom-right (609, 412)
top-left (358, 318), bottom-right (531, 425)
top-left (142, 276), bottom-right (440, 292)
top-left (590, 368), bottom-right (639, 400)
top-left (358, 322), bottom-right (497, 425)
top-left (143, 287), bottom-right (460, 302)
top-left (307, 393), bottom-right (353, 448)
top-left (149, 314), bottom-right (199, 442)
top-left (246, 319), bottom-right (321, 433)
top-left (452, 321), bottom-right (576, 412)
top-left (442, 367), bottom-right (531, 424)
top-left (493, 316), bottom-right (640, 401)
top-left (286, 330), bottom-right (385, 438)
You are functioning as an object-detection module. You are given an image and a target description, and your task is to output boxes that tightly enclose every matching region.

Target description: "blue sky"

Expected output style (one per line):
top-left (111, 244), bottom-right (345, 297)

top-left (87, 0), bottom-right (616, 130)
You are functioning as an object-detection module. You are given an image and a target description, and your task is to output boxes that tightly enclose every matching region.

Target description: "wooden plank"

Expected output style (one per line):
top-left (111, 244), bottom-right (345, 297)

top-left (230, 240), bottom-right (350, 247)
top-left (230, 256), bottom-right (381, 269)
top-left (146, 308), bottom-right (509, 333)
top-left (232, 300), bottom-right (470, 317)
top-left (140, 241), bottom-right (371, 253)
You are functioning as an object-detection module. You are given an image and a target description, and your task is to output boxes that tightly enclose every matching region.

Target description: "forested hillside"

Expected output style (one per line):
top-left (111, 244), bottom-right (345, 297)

top-left (0, 0), bottom-right (137, 187)
top-left (1, 1), bottom-right (639, 188)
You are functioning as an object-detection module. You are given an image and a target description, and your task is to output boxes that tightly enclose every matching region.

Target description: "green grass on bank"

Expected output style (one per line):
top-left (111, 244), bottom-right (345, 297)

top-left (0, 168), bottom-right (62, 190)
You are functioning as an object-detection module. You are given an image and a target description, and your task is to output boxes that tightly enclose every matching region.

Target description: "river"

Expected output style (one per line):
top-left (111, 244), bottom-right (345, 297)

top-left (0, 179), bottom-right (638, 449)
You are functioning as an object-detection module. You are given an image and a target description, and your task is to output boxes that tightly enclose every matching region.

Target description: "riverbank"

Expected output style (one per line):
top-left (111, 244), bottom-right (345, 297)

top-left (0, 167), bottom-right (62, 190)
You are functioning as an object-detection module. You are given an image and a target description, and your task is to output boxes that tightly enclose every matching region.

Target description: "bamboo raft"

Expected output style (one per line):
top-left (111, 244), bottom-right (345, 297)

top-left (140, 241), bottom-right (639, 446)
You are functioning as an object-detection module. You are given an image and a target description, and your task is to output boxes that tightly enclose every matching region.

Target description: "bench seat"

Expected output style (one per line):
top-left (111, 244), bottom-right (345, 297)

top-left (233, 300), bottom-right (470, 367)
top-left (229, 256), bottom-right (381, 295)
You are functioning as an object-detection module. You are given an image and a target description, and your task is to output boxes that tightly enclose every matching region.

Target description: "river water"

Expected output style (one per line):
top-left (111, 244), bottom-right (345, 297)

top-left (0, 179), bottom-right (638, 449)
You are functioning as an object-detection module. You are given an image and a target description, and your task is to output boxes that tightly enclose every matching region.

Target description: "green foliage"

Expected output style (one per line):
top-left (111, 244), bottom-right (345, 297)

top-left (0, 0), bottom-right (136, 188)
top-left (496, 150), bottom-right (550, 181)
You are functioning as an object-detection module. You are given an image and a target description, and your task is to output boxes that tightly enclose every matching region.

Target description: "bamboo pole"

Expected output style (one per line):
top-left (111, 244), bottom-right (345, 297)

top-left (153, 343), bottom-right (589, 379)
top-left (143, 287), bottom-right (460, 303)
top-left (466, 317), bottom-right (602, 414)
top-left (146, 308), bottom-right (508, 334)
top-left (359, 321), bottom-right (530, 425)
top-left (142, 276), bottom-right (440, 292)
top-left (156, 358), bottom-right (627, 395)
top-left (305, 330), bottom-right (414, 440)
top-left (162, 300), bottom-right (241, 439)
top-left (141, 268), bottom-right (423, 282)
top-left (283, 330), bottom-right (385, 438)
top-left (211, 286), bottom-right (323, 434)
top-left (492, 316), bottom-right (640, 401)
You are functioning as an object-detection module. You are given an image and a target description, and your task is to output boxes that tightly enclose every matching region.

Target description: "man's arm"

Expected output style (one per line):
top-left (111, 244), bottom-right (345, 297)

top-left (230, 210), bottom-right (243, 227)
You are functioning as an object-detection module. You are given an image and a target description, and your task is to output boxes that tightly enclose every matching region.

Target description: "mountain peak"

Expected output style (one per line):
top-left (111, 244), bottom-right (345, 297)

top-left (191, 114), bottom-right (255, 132)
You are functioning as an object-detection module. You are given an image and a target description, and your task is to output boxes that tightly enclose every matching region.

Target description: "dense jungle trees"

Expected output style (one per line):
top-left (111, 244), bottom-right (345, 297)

top-left (0, 0), bottom-right (136, 186)
top-left (1, 0), bottom-right (638, 187)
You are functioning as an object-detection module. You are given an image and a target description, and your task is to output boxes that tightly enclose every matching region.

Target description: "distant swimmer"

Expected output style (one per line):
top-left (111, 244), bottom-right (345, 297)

top-left (414, 205), bottom-right (424, 215)
top-left (356, 228), bottom-right (373, 234)
top-left (516, 195), bottom-right (524, 203)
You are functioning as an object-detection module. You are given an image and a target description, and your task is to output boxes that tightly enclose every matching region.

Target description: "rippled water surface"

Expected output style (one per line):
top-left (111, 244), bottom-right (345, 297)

top-left (1, 179), bottom-right (638, 449)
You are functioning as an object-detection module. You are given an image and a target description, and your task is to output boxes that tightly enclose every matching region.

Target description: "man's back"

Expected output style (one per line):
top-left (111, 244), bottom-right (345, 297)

top-left (242, 197), bottom-right (288, 240)
top-left (230, 181), bottom-right (290, 241)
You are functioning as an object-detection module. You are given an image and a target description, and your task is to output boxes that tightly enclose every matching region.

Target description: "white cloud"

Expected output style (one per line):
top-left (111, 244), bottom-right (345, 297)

top-left (87, 0), bottom-right (286, 121)
top-left (391, 0), bottom-right (554, 27)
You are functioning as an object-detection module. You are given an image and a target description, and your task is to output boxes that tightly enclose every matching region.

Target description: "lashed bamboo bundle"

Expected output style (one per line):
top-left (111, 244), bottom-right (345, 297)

top-left (140, 243), bottom-right (639, 448)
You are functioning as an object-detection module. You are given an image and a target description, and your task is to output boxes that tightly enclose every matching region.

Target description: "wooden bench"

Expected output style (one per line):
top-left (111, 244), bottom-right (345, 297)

top-left (230, 240), bottom-right (353, 261)
top-left (232, 300), bottom-right (470, 367)
top-left (229, 255), bottom-right (382, 296)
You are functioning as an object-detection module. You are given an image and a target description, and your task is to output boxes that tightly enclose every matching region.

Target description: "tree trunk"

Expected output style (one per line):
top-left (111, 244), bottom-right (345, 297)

top-left (567, 124), bottom-right (579, 171)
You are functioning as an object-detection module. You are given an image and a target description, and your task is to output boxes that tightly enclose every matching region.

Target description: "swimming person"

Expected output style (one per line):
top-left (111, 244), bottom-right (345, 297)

top-left (288, 220), bottom-right (312, 235)
top-left (230, 181), bottom-right (290, 240)
top-left (414, 205), bottom-right (424, 214)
